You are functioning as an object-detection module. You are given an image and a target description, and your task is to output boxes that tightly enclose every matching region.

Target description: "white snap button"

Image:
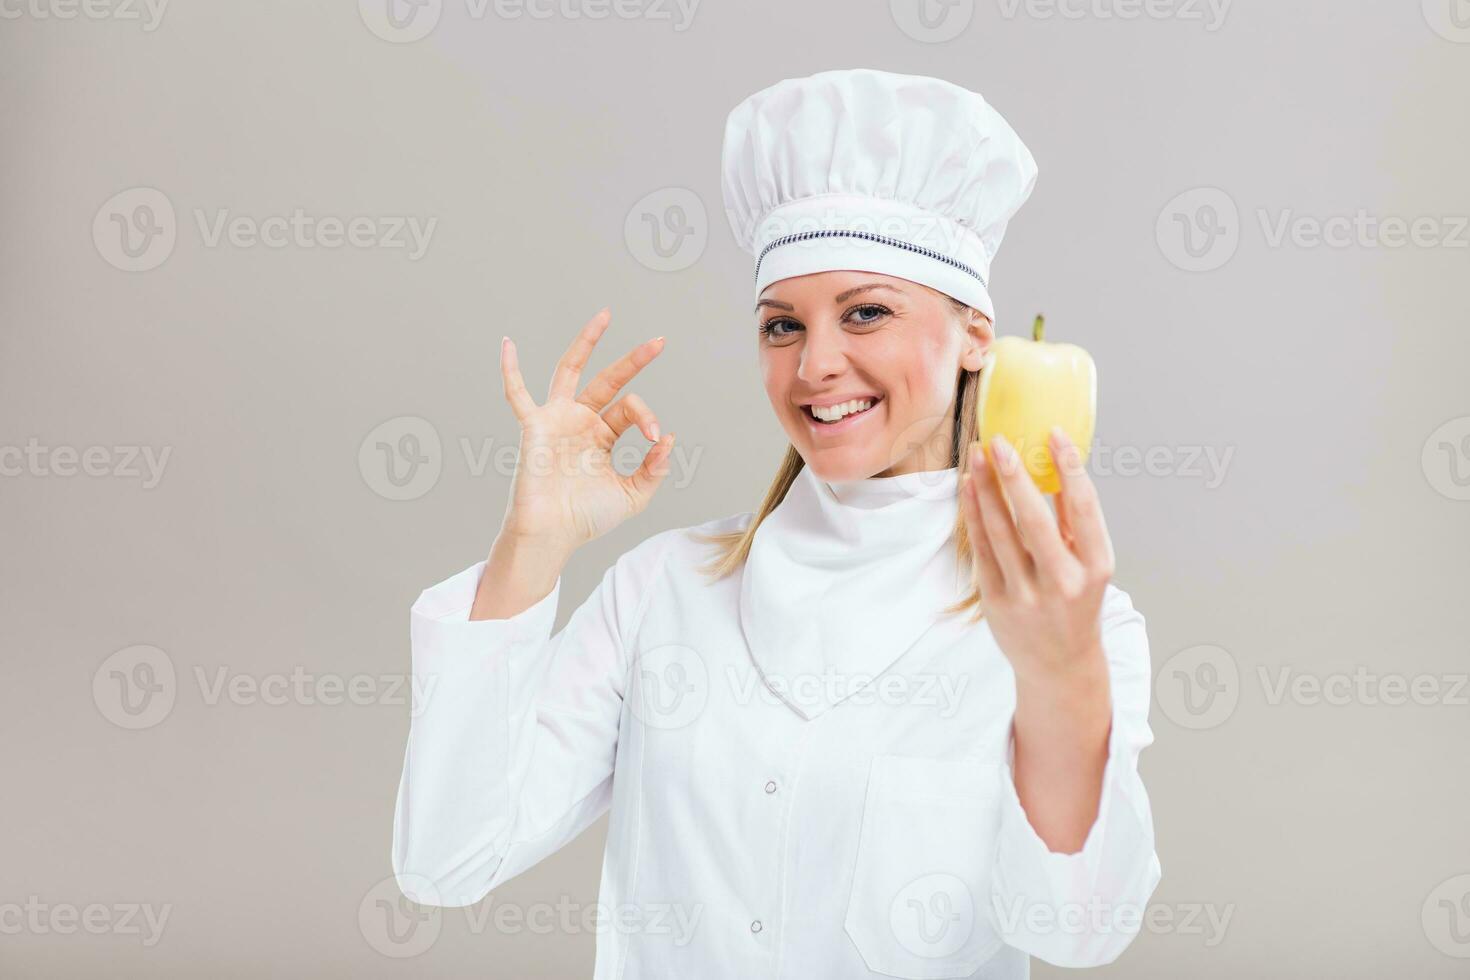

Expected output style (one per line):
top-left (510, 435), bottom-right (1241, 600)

top-left (750, 919), bottom-right (763, 934)
top-left (764, 780), bottom-right (777, 794)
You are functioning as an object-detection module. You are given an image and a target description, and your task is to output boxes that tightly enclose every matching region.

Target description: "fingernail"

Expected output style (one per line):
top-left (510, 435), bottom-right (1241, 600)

top-left (991, 435), bottom-right (1016, 470)
top-left (650, 422), bottom-right (660, 440)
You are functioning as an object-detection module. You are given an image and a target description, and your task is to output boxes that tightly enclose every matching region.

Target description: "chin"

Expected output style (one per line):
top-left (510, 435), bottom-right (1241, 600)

top-left (796, 446), bottom-right (885, 483)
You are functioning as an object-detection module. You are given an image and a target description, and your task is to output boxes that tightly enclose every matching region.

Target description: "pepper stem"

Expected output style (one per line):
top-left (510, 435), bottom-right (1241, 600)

top-left (1033, 314), bottom-right (1045, 342)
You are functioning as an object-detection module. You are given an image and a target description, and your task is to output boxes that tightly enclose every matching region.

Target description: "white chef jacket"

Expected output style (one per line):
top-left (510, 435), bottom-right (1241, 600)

top-left (392, 471), bottom-right (1162, 979)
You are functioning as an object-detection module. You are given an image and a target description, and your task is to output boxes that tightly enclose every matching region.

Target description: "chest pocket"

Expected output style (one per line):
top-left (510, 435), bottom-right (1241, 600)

top-left (844, 754), bottom-right (1006, 978)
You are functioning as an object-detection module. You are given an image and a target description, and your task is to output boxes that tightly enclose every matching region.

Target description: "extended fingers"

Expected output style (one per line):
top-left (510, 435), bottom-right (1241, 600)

top-left (990, 435), bottom-right (1073, 582)
top-left (547, 308), bottom-right (613, 402)
top-left (969, 442), bottom-right (1034, 587)
top-left (577, 335), bottom-right (665, 414)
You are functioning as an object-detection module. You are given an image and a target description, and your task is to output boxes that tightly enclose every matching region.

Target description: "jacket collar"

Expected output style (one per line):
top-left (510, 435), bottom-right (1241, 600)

top-left (737, 462), bottom-right (966, 720)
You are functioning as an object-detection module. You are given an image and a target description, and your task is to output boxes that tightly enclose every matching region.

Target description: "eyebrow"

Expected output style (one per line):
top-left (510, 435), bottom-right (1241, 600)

top-left (753, 282), bottom-right (904, 313)
top-left (833, 282), bottom-right (903, 303)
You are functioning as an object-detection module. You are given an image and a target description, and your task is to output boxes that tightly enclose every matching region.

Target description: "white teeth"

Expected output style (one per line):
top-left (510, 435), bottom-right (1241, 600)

top-left (811, 398), bottom-right (875, 423)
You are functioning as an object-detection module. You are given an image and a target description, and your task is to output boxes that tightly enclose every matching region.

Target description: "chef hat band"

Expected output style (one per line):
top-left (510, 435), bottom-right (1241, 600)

top-left (721, 69), bottom-right (1039, 323)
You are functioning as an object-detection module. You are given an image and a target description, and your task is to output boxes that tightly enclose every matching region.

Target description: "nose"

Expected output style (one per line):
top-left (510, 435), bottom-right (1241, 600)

top-left (795, 321), bottom-right (847, 386)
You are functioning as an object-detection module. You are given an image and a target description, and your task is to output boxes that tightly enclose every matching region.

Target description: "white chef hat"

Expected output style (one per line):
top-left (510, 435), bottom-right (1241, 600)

top-left (720, 68), bottom-right (1038, 322)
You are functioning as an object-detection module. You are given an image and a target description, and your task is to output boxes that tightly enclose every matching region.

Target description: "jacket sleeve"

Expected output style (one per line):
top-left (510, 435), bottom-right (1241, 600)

top-left (988, 583), bottom-right (1163, 967)
top-left (391, 534), bottom-right (672, 908)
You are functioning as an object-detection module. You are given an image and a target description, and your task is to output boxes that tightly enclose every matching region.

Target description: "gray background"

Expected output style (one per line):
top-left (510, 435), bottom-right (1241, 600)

top-left (3, 0), bottom-right (1468, 976)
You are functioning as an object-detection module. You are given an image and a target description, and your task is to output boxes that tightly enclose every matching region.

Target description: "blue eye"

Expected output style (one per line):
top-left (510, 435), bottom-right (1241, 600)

top-left (759, 318), bottom-right (801, 339)
top-left (847, 304), bottom-right (890, 324)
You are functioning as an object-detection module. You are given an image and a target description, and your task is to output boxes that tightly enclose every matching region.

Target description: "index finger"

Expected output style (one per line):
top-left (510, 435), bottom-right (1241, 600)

top-left (990, 435), bottom-right (1073, 580)
top-left (547, 308), bottom-right (613, 402)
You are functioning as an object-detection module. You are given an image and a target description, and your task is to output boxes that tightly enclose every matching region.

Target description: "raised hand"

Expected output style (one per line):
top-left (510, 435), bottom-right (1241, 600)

top-left (498, 307), bottom-right (676, 557)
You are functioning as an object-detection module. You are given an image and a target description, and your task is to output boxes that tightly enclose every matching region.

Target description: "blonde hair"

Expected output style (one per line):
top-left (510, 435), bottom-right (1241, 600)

top-left (692, 294), bottom-right (987, 623)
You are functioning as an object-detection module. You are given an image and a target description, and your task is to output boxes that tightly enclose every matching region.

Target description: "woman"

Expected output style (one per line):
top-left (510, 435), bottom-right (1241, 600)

top-left (392, 68), bottom-right (1161, 978)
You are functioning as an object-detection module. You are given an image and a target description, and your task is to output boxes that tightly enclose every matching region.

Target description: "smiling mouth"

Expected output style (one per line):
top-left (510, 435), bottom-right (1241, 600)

top-left (802, 396), bottom-right (883, 425)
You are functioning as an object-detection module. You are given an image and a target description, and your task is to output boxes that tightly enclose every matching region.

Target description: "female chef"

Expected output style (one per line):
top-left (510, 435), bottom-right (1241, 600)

top-left (391, 68), bottom-right (1162, 979)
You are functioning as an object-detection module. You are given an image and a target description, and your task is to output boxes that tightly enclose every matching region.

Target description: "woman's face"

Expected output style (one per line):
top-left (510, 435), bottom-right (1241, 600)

top-left (757, 270), bottom-right (993, 482)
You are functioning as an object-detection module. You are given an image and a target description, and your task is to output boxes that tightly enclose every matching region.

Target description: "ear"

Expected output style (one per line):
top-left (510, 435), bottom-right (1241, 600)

top-left (959, 309), bottom-right (993, 373)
